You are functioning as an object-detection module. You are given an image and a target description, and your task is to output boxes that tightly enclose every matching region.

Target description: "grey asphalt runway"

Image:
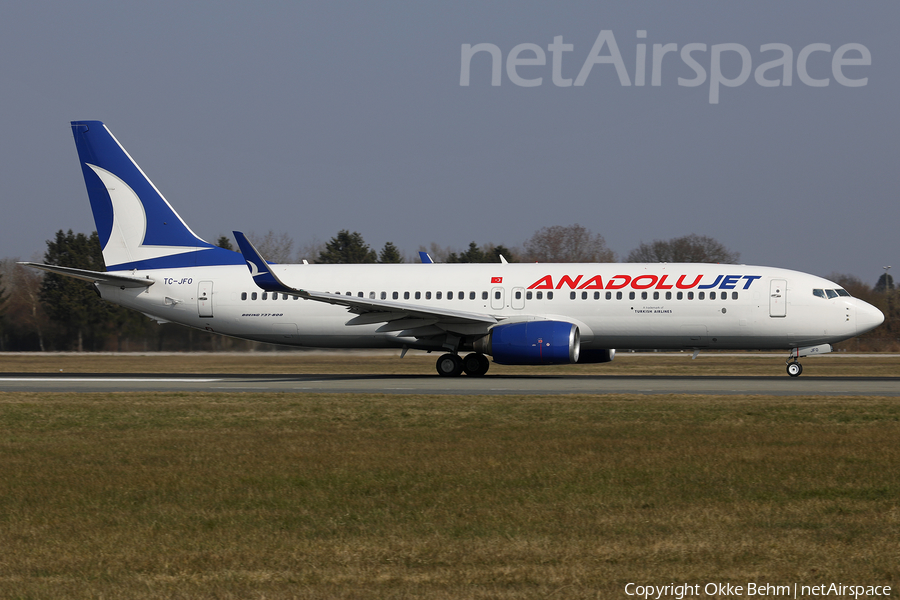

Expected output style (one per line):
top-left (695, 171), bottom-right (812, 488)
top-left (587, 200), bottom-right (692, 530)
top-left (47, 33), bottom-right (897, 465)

top-left (0, 373), bottom-right (897, 395)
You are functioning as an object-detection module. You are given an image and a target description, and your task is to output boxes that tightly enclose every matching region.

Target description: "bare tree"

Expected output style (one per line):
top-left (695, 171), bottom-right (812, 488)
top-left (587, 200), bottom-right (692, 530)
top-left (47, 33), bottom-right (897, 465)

top-left (251, 230), bottom-right (295, 263)
top-left (522, 224), bottom-right (615, 263)
top-left (626, 234), bottom-right (740, 264)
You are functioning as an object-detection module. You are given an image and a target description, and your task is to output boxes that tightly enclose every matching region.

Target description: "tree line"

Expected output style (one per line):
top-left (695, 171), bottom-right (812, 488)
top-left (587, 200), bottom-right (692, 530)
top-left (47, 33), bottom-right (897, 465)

top-left (0, 226), bottom-right (895, 352)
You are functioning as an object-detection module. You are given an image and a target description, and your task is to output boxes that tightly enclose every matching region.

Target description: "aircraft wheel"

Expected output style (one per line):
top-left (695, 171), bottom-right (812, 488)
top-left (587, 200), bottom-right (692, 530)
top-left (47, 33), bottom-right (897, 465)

top-left (436, 353), bottom-right (463, 377)
top-left (786, 362), bottom-right (802, 377)
top-left (462, 353), bottom-right (490, 377)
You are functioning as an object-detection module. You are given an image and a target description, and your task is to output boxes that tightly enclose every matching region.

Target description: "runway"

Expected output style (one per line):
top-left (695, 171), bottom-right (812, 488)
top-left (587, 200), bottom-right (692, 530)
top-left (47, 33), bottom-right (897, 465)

top-left (0, 373), bottom-right (897, 395)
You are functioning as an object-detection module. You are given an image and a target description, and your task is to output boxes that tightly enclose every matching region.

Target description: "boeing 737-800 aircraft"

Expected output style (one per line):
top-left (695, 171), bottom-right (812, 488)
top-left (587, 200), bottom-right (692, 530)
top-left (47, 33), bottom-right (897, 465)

top-left (22, 121), bottom-right (884, 377)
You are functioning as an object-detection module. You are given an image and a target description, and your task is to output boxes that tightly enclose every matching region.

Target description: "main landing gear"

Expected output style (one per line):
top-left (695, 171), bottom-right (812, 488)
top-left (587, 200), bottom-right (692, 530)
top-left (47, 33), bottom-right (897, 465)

top-left (436, 353), bottom-right (490, 377)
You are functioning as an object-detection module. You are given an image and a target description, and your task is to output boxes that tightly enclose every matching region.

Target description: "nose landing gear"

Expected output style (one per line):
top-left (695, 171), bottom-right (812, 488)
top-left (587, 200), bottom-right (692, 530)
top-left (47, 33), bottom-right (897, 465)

top-left (786, 361), bottom-right (803, 377)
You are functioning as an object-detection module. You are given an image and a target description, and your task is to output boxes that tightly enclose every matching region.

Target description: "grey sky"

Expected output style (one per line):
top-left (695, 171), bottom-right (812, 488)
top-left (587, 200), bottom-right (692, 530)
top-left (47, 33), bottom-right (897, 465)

top-left (1, 1), bottom-right (896, 282)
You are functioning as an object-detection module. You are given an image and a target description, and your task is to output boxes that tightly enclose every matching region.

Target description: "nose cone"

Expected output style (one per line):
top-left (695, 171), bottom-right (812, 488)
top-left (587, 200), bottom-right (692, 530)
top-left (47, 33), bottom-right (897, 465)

top-left (856, 301), bottom-right (885, 335)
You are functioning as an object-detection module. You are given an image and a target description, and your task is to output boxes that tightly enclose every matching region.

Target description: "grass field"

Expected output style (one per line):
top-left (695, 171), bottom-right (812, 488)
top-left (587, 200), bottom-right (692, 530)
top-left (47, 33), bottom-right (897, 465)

top-left (1, 350), bottom-right (899, 377)
top-left (0, 389), bottom-right (898, 599)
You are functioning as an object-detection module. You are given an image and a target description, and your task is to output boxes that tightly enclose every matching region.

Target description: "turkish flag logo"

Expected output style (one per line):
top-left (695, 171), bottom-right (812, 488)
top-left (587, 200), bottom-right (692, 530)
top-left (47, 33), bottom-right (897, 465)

top-left (491, 277), bottom-right (502, 283)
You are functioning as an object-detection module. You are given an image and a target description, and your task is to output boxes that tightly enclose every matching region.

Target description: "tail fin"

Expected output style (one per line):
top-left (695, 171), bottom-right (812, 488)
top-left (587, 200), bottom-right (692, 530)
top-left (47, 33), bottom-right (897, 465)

top-left (71, 121), bottom-right (243, 270)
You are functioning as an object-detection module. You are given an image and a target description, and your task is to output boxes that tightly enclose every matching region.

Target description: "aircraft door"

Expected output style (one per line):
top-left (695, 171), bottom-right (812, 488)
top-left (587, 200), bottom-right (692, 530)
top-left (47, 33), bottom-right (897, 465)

top-left (511, 287), bottom-right (525, 310)
top-left (198, 281), bottom-right (214, 318)
top-left (491, 287), bottom-right (505, 310)
top-left (769, 279), bottom-right (786, 317)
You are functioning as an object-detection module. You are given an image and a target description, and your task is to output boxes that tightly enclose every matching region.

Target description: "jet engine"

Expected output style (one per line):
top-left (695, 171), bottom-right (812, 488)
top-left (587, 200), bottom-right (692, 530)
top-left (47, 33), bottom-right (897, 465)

top-left (474, 321), bottom-right (580, 365)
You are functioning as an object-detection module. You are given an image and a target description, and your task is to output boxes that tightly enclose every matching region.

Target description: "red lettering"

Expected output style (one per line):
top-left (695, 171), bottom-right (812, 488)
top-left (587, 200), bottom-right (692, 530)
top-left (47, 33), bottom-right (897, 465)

top-left (556, 275), bottom-right (583, 290)
top-left (528, 275), bottom-right (554, 290)
top-left (631, 275), bottom-right (658, 290)
top-left (676, 274), bottom-right (702, 289)
top-left (606, 275), bottom-right (631, 289)
top-left (578, 275), bottom-right (604, 289)
top-left (656, 274), bottom-right (673, 289)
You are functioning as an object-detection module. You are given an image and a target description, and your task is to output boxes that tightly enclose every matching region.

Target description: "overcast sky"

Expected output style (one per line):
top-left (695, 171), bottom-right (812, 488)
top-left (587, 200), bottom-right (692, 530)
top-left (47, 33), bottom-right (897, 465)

top-left (1, 1), bottom-right (897, 282)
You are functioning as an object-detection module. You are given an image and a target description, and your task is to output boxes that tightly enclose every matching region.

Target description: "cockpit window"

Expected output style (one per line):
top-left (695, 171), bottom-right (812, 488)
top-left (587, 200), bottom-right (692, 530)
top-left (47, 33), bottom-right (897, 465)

top-left (812, 289), bottom-right (826, 299)
top-left (835, 288), bottom-right (851, 297)
top-left (825, 289), bottom-right (839, 299)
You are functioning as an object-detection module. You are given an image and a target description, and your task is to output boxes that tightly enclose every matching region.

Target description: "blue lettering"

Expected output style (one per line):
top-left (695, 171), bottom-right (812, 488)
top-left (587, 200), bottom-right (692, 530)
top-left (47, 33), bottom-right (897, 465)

top-left (720, 275), bottom-right (741, 289)
top-left (698, 275), bottom-right (723, 289)
top-left (741, 275), bottom-right (762, 289)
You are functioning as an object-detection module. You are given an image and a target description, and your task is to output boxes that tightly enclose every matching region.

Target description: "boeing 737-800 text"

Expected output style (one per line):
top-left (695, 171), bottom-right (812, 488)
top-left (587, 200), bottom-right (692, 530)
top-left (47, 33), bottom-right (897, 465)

top-left (22, 121), bottom-right (884, 377)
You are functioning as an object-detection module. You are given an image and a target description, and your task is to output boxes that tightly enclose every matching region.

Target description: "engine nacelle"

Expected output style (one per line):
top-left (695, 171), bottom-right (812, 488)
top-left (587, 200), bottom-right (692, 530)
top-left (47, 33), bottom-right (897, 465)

top-left (474, 321), bottom-right (580, 365)
top-left (578, 348), bottom-right (615, 364)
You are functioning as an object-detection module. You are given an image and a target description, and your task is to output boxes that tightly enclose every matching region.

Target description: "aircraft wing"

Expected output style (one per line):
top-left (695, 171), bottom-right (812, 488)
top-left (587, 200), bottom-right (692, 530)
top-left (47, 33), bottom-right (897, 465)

top-left (18, 262), bottom-right (155, 288)
top-left (233, 232), bottom-right (498, 329)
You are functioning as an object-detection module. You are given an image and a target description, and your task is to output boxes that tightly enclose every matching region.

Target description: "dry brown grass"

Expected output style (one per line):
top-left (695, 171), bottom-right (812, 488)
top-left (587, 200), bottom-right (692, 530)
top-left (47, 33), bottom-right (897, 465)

top-left (1, 350), bottom-right (898, 377)
top-left (0, 392), bottom-right (897, 598)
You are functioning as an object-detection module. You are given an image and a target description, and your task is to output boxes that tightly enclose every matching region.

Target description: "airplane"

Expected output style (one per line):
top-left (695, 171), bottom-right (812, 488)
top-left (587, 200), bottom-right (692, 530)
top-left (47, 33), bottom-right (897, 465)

top-left (21, 121), bottom-right (884, 377)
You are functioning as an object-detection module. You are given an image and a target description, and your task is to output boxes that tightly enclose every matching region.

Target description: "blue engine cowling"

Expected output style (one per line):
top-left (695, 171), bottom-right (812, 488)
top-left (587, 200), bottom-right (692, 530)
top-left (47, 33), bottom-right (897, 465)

top-left (476, 321), bottom-right (580, 365)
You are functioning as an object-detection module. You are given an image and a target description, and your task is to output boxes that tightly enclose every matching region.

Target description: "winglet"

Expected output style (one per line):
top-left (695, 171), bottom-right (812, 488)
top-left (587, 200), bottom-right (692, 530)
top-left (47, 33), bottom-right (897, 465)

top-left (233, 231), bottom-right (304, 295)
top-left (418, 251), bottom-right (434, 264)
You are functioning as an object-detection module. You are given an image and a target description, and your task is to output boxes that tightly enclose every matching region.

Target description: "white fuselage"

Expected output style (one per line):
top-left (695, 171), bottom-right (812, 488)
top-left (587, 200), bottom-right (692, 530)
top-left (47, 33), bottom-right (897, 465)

top-left (97, 262), bottom-right (883, 353)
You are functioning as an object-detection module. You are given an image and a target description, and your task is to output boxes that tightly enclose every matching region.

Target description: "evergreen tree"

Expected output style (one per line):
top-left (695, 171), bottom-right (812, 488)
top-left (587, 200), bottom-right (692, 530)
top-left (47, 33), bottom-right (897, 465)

top-left (215, 235), bottom-right (235, 251)
top-left (875, 272), bottom-right (895, 293)
top-left (39, 230), bottom-right (144, 351)
top-left (317, 230), bottom-right (377, 264)
top-left (447, 242), bottom-right (485, 263)
top-left (378, 241), bottom-right (403, 264)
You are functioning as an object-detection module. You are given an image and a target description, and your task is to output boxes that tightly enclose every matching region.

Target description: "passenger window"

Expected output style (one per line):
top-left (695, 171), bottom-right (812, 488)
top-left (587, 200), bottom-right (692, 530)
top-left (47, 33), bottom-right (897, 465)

top-left (516, 290), bottom-right (522, 300)
top-left (629, 292), bottom-right (636, 300)
top-left (482, 291), bottom-right (488, 300)
top-left (582, 291), bottom-right (588, 300)
top-left (641, 292), bottom-right (648, 300)
top-left (526, 291), bottom-right (533, 300)
top-left (813, 289), bottom-right (826, 299)
top-left (653, 291), bottom-right (659, 300)
top-left (381, 292), bottom-right (387, 300)
top-left (547, 292), bottom-right (554, 300)
top-left (710, 292), bottom-right (716, 300)
top-left (605, 291), bottom-right (611, 300)
top-left (404, 292), bottom-right (410, 300)
top-left (426, 291), bottom-right (432, 300)
top-left (594, 292), bottom-right (601, 300)
top-left (732, 292), bottom-right (738, 300)
top-left (262, 292), bottom-right (268, 300)
top-left (494, 291), bottom-right (501, 299)
top-left (436, 292), bottom-right (442, 300)
top-left (392, 292), bottom-right (399, 300)
top-left (415, 291), bottom-right (421, 300)
top-left (448, 291), bottom-right (454, 300)
top-left (469, 292), bottom-right (476, 300)
top-left (616, 291), bottom-right (622, 300)
top-left (459, 291), bottom-right (465, 300)
top-left (570, 291), bottom-right (576, 300)
top-left (687, 292), bottom-right (694, 300)
top-left (698, 292), bottom-right (705, 300)
top-left (677, 292), bottom-right (683, 300)
top-left (825, 289), bottom-right (839, 299)
top-left (537, 291), bottom-right (543, 300)
top-left (369, 292), bottom-right (376, 299)
top-left (665, 292), bottom-right (672, 300)
top-left (358, 292), bottom-right (364, 297)
top-left (241, 292), bottom-right (247, 300)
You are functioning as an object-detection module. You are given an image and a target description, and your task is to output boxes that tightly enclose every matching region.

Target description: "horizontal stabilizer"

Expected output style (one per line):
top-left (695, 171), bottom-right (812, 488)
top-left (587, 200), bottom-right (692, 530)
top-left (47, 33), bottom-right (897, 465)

top-left (19, 262), bottom-right (155, 288)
